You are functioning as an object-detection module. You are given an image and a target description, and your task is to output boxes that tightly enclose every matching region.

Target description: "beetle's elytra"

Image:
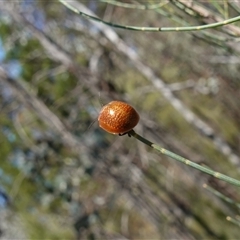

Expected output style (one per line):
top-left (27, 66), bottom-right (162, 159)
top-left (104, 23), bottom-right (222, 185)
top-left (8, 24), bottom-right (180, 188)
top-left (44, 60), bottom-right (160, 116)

top-left (98, 101), bottom-right (139, 134)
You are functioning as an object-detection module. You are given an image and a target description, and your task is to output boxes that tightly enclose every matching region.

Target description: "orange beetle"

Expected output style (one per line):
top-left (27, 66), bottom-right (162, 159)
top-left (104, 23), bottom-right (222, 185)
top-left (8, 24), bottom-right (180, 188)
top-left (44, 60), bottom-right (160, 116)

top-left (98, 101), bottom-right (139, 135)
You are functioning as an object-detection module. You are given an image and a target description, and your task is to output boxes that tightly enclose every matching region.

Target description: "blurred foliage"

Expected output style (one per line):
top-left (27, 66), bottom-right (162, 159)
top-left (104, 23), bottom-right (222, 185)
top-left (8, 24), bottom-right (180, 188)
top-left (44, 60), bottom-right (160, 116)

top-left (1, 0), bottom-right (240, 239)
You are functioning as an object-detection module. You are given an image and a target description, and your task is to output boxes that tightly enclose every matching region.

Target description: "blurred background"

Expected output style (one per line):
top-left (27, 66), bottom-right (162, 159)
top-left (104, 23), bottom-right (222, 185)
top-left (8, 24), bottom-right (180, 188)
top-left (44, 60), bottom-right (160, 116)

top-left (1, 0), bottom-right (240, 239)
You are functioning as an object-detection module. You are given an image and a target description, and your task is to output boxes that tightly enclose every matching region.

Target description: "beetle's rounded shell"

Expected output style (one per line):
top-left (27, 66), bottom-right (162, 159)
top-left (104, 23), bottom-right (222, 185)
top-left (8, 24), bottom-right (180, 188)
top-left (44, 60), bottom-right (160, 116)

top-left (98, 101), bottom-right (139, 134)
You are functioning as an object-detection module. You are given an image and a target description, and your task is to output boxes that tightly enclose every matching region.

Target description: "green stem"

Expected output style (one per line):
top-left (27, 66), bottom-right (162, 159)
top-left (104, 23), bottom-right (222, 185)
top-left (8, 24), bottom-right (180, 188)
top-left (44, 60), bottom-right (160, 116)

top-left (226, 216), bottom-right (240, 227)
top-left (100, 0), bottom-right (167, 10)
top-left (59, 0), bottom-right (240, 33)
top-left (129, 130), bottom-right (240, 187)
top-left (203, 184), bottom-right (240, 208)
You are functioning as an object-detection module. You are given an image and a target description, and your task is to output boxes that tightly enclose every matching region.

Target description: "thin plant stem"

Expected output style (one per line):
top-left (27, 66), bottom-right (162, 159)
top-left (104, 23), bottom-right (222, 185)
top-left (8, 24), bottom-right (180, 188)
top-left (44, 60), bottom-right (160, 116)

top-left (128, 130), bottom-right (240, 187)
top-left (102, 0), bottom-right (236, 44)
top-left (229, 2), bottom-right (240, 15)
top-left (100, 0), bottom-right (168, 10)
top-left (203, 184), bottom-right (240, 208)
top-left (226, 216), bottom-right (240, 227)
top-left (58, 0), bottom-right (240, 33)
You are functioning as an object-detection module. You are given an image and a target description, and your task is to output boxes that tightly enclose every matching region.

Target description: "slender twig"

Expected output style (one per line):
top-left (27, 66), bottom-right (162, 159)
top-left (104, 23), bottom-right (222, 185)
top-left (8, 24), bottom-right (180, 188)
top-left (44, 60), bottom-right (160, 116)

top-left (102, 0), bottom-right (214, 41)
top-left (59, 0), bottom-right (240, 32)
top-left (100, 0), bottom-right (168, 10)
top-left (226, 216), bottom-right (240, 227)
top-left (129, 130), bottom-right (240, 187)
top-left (229, 1), bottom-right (240, 15)
top-left (203, 184), bottom-right (240, 208)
